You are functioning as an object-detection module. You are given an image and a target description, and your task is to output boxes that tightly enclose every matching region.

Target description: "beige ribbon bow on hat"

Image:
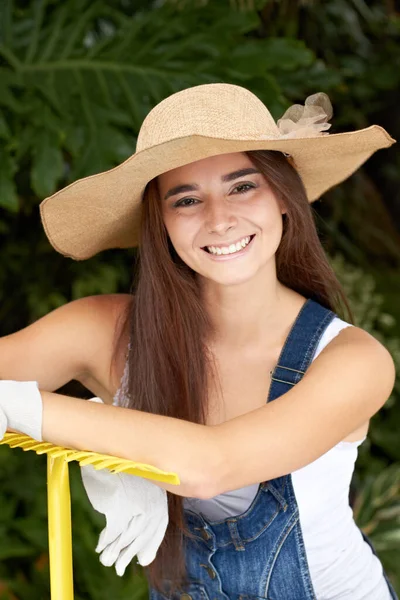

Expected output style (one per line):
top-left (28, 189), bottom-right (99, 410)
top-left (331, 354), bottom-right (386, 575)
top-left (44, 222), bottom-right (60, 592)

top-left (277, 92), bottom-right (333, 139)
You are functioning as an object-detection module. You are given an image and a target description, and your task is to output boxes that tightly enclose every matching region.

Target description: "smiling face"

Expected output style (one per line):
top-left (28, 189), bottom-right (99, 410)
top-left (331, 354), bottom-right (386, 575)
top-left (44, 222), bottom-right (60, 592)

top-left (157, 152), bottom-right (286, 287)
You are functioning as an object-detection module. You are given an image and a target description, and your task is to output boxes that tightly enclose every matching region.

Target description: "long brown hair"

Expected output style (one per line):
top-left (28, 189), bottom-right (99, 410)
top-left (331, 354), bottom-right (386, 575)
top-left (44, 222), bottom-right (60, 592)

top-left (112, 150), bottom-right (354, 594)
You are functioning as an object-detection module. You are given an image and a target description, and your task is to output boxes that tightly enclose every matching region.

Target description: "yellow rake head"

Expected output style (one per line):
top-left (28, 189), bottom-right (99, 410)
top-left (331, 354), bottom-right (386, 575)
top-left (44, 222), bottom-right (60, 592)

top-left (0, 432), bottom-right (180, 599)
top-left (1, 432), bottom-right (180, 484)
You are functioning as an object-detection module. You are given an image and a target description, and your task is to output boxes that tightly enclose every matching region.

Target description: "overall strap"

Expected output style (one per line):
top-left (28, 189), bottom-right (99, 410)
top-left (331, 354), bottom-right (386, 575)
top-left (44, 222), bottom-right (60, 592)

top-left (268, 298), bottom-right (336, 403)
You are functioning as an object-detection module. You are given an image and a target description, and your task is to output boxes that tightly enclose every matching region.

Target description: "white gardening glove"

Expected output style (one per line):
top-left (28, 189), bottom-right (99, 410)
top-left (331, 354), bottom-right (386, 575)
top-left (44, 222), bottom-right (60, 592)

top-left (81, 397), bottom-right (169, 575)
top-left (101, 501), bottom-right (168, 576)
top-left (0, 380), bottom-right (43, 441)
top-left (0, 407), bottom-right (7, 439)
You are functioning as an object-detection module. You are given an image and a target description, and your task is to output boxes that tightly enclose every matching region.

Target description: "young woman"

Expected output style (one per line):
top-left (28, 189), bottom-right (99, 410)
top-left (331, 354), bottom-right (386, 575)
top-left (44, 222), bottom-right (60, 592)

top-left (0, 84), bottom-right (397, 599)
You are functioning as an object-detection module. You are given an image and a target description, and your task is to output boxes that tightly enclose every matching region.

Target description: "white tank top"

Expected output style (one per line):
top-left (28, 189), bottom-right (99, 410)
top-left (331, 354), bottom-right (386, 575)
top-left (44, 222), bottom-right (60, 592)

top-left (114, 317), bottom-right (391, 600)
top-left (182, 317), bottom-right (391, 600)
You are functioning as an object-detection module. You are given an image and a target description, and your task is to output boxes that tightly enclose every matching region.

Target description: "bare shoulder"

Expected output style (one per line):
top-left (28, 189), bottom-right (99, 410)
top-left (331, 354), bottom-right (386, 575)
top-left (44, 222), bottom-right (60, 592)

top-left (72, 292), bottom-right (131, 325)
top-left (72, 293), bottom-right (133, 402)
top-left (309, 324), bottom-right (396, 409)
top-left (328, 324), bottom-right (394, 361)
top-left (0, 293), bottom-right (132, 402)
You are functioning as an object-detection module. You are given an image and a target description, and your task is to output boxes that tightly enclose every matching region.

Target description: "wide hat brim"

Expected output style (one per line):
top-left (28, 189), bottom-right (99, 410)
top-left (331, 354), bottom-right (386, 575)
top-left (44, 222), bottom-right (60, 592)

top-left (40, 126), bottom-right (395, 261)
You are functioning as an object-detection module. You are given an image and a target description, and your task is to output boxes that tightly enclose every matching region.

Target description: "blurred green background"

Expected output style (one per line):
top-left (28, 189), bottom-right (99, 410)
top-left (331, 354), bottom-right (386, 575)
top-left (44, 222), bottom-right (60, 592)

top-left (0, 0), bottom-right (399, 597)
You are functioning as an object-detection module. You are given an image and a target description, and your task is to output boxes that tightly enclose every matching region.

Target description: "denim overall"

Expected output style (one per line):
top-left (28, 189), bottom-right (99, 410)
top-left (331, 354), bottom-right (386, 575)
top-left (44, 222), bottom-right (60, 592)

top-left (149, 298), bottom-right (397, 600)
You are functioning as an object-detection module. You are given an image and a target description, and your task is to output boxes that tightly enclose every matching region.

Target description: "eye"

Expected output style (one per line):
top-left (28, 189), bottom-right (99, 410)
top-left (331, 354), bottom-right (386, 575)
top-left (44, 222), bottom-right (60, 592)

top-left (173, 197), bottom-right (199, 208)
top-left (233, 182), bottom-right (256, 194)
top-left (172, 182), bottom-right (256, 208)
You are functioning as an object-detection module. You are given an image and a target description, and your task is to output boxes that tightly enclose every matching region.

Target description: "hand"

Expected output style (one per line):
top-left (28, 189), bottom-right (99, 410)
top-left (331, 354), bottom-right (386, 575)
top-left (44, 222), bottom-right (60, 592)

top-left (82, 465), bottom-right (168, 574)
top-left (100, 500), bottom-right (168, 576)
top-left (81, 397), bottom-right (169, 575)
top-left (0, 381), bottom-right (43, 441)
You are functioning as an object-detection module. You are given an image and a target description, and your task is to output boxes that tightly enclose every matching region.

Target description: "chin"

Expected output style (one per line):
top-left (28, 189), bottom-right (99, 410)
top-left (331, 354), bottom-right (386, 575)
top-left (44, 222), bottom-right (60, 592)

top-left (199, 266), bottom-right (261, 287)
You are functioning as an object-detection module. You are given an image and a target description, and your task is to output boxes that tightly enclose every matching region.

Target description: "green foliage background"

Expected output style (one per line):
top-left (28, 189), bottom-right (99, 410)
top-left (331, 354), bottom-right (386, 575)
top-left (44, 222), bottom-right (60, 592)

top-left (0, 0), bottom-right (399, 597)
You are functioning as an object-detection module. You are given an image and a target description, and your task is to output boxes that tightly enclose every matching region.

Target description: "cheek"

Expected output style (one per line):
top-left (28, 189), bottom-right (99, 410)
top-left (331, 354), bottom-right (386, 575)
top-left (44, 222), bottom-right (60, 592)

top-left (161, 211), bottom-right (178, 242)
top-left (249, 196), bottom-right (283, 229)
top-left (266, 206), bottom-right (284, 238)
top-left (251, 201), bottom-right (284, 252)
top-left (162, 213), bottom-right (197, 254)
top-left (161, 214), bottom-right (173, 242)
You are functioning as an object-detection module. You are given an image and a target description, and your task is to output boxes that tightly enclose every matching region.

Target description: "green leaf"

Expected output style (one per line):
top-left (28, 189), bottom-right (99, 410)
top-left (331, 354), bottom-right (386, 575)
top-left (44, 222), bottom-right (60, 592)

top-left (25, 0), bottom-right (47, 63)
top-left (68, 123), bottom-right (134, 181)
top-left (0, 148), bottom-right (18, 212)
top-left (0, 538), bottom-right (36, 560)
top-left (31, 130), bottom-right (64, 198)
top-left (0, 0), bottom-right (13, 47)
top-left (12, 517), bottom-right (48, 550)
top-left (373, 528), bottom-right (400, 551)
top-left (0, 111), bottom-right (11, 139)
top-left (71, 262), bottom-right (126, 298)
top-left (0, 69), bottom-right (24, 113)
top-left (262, 38), bottom-right (314, 71)
top-left (0, 496), bottom-right (18, 522)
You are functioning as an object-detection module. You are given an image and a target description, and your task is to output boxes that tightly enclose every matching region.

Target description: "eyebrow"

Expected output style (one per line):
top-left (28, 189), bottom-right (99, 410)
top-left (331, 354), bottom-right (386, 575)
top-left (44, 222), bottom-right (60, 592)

top-left (163, 167), bottom-right (261, 201)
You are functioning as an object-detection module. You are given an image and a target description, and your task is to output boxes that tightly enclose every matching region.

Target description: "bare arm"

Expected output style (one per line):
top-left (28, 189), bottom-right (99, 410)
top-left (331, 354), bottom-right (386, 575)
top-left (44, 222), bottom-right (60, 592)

top-left (212, 326), bottom-right (396, 496)
top-left (40, 390), bottom-right (216, 499)
top-left (38, 326), bottom-right (395, 500)
top-left (0, 294), bottom-right (129, 396)
top-left (0, 293), bottom-right (206, 498)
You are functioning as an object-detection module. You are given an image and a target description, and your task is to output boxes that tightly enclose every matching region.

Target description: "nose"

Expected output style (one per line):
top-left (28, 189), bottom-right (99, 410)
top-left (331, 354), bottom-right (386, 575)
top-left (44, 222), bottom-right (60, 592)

top-left (204, 197), bottom-right (237, 236)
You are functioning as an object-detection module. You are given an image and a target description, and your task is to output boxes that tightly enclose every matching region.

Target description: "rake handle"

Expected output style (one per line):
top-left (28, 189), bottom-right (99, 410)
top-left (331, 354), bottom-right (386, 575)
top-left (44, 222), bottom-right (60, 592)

top-left (47, 455), bottom-right (74, 600)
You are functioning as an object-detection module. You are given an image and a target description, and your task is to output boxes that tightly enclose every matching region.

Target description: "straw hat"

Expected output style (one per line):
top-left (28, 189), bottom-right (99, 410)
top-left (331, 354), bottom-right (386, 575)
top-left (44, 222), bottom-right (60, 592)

top-left (39, 83), bottom-right (396, 260)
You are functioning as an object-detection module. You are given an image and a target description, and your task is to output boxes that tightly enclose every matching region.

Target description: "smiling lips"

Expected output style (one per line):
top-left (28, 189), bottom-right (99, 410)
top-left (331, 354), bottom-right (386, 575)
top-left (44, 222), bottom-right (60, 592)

top-left (203, 235), bottom-right (255, 256)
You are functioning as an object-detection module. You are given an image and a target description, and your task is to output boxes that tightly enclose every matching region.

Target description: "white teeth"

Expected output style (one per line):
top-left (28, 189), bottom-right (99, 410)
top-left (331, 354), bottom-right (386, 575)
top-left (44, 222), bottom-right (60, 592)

top-left (206, 236), bottom-right (252, 255)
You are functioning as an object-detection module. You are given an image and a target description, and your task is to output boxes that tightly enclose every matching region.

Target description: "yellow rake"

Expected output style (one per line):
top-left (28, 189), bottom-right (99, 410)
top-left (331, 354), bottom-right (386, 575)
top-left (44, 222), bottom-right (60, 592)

top-left (0, 432), bottom-right (180, 600)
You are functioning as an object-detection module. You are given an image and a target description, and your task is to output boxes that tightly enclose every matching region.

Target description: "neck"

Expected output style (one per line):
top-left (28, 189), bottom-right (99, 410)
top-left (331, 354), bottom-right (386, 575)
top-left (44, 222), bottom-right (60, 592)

top-left (200, 261), bottom-right (305, 350)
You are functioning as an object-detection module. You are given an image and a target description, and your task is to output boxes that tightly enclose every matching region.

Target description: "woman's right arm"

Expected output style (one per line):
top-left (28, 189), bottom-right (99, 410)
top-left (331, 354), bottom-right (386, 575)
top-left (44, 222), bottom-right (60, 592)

top-left (0, 294), bottom-right (209, 497)
top-left (0, 294), bottom-right (130, 400)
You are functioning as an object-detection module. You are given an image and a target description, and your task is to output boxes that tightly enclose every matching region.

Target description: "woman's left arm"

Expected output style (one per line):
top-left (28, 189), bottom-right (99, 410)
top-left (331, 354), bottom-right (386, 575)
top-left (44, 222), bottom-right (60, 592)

top-left (40, 327), bottom-right (395, 500)
top-left (211, 326), bottom-right (396, 496)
